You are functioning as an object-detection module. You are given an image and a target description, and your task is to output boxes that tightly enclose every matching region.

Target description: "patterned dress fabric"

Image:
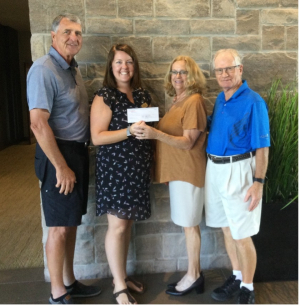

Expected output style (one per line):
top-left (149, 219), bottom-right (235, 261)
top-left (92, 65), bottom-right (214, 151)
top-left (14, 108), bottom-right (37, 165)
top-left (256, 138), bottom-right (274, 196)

top-left (95, 87), bottom-right (153, 221)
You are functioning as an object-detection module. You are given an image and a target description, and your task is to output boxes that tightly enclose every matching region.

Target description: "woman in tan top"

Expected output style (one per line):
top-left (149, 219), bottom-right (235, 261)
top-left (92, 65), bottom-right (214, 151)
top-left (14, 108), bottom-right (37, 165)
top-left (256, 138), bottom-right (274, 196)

top-left (133, 56), bottom-right (207, 297)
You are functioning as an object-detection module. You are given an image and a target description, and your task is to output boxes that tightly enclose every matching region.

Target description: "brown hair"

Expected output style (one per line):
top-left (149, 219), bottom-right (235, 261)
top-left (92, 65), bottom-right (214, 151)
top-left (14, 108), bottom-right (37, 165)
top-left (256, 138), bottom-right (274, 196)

top-left (164, 55), bottom-right (207, 97)
top-left (103, 44), bottom-right (142, 89)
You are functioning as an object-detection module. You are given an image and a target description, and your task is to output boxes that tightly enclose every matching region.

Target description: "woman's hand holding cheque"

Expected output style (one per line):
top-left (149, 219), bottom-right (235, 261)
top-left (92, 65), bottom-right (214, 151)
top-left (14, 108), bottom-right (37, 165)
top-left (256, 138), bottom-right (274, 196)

top-left (133, 121), bottom-right (158, 140)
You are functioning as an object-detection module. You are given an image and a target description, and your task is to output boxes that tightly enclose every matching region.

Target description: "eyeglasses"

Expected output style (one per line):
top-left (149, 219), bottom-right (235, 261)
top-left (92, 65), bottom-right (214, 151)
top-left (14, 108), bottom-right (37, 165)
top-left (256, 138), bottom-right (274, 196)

top-left (214, 65), bottom-right (240, 75)
top-left (170, 70), bottom-right (188, 76)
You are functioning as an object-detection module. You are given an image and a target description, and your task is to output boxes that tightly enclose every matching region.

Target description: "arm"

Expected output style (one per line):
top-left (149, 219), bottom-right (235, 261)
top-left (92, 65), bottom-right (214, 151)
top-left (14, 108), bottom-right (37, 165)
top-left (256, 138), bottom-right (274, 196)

top-left (134, 122), bottom-right (201, 150)
top-left (207, 115), bottom-right (212, 131)
top-left (90, 95), bottom-right (142, 145)
top-left (30, 109), bottom-right (76, 195)
top-left (244, 147), bottom-right (269, 211)
top-left (207, 102), bottom-right (215, 131)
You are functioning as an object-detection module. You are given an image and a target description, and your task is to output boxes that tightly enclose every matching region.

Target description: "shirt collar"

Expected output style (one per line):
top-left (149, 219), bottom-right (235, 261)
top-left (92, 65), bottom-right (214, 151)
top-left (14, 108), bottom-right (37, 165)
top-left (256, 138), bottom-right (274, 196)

top-left (220, 80), bottom-right (249, 102)
top-left (49, 46), bottom-right (78, 70)
top-left (231, 80), bottom-right (248, 99)
top-left (115, 87), bottom-right (141, 95)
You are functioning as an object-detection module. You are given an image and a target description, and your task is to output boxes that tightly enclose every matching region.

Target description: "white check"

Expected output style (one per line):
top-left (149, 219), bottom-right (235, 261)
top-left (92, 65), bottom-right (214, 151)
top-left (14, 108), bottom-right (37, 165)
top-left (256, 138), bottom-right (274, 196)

top-left (127, 107), bottom-right (159, 123)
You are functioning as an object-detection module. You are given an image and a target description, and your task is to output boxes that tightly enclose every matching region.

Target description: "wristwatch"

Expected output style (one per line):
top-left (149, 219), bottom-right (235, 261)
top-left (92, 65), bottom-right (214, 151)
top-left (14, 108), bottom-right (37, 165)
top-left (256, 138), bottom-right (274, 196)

top-left (126, 126), bottom-right (132, 137)
top-left (253, 177), bottom-right (265, 184)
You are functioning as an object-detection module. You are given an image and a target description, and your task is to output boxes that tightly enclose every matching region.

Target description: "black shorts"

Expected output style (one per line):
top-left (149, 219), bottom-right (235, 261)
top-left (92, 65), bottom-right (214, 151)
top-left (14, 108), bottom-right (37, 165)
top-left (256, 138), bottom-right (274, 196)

top-left (35, 139), bottom-right (89, 227)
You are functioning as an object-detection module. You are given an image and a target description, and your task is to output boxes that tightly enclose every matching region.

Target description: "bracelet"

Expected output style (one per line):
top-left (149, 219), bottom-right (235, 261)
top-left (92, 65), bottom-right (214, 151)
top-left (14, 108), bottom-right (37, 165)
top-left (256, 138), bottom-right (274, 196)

top-left (253, 177), bottom-right (265, 184)
top-left (126, 126), bottom-right (132, 137)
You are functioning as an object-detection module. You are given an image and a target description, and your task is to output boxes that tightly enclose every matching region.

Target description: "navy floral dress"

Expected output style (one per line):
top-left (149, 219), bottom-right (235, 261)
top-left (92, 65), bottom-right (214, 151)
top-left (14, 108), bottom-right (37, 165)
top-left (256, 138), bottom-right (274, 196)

top-left (95, 87), bottom-right (153, 221)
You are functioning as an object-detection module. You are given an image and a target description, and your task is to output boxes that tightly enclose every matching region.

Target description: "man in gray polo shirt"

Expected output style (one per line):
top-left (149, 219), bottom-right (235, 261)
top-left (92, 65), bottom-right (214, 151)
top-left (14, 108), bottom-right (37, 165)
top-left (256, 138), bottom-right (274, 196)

top-left (27, 14), bottom-right (101, 304)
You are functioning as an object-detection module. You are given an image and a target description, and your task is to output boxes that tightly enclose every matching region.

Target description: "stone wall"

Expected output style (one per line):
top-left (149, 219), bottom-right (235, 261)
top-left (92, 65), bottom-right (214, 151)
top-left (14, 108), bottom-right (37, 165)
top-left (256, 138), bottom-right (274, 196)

top-left (28, 0), bottom-right (298, 280)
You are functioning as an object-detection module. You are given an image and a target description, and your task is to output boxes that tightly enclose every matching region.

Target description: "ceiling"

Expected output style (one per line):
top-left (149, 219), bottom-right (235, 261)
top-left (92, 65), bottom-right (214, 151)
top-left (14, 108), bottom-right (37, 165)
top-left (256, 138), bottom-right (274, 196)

top-left (0, 0), bottom-right (30, 32)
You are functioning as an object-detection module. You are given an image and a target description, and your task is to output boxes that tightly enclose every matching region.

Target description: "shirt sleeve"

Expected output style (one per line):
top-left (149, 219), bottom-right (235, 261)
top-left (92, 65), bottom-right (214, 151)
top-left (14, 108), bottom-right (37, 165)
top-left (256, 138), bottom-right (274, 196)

top-left (250, 98), bottom-right (271, 149)
top-left (182, 94), bottom-right (207, 132)
top-left (95, 87), bottom-right (113, 109)
top-left (27, 65), bottom-right (57, 113)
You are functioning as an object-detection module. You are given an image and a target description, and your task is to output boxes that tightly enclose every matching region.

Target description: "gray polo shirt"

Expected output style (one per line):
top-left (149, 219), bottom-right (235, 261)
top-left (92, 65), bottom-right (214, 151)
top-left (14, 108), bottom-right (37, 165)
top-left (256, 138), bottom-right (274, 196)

top-left (27, 46), bottom-right (89, 142)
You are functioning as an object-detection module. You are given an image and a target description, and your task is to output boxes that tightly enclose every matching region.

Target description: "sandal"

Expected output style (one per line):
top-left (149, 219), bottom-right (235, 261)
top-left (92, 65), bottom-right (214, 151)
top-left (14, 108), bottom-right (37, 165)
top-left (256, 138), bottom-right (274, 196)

top-left (125, 276), bottom-right (146, 294)
top-left (113, 288), bottom-right (136, 304)
top-left (112, 276), bottom-right (146, 294)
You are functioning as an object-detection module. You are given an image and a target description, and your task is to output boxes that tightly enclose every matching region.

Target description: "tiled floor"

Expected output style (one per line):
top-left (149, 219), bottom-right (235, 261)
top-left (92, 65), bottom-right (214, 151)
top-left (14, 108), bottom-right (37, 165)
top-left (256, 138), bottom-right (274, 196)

top-left (0, 267), bottom-right (298, 304)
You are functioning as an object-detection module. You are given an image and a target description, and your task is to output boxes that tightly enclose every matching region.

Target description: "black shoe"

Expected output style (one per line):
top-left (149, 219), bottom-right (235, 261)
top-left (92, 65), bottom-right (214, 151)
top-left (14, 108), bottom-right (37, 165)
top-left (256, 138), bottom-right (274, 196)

top-left (211, 275), bottom-right (241, 301)
top-left (49, 293), bottom-right (75, 304)
top-left (66, 280), bottom-right (101, 298)
top-left (165, 272), bottom-right (205, 296)
top-left (237, 287), bottom-right (255, 304)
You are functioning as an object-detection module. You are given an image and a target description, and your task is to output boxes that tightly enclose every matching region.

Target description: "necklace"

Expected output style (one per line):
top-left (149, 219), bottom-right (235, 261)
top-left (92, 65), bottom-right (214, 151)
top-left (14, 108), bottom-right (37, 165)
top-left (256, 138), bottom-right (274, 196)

top-left (168, 92), bottom-right (187, 111)
top-left (173, 92), bottom-right (186, 104)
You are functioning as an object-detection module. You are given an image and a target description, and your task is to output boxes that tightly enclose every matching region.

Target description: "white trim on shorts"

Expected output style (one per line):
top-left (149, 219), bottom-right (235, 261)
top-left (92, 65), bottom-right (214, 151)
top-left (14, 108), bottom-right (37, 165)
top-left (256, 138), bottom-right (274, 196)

top-left (169, 180), bottom-right (204, 227)
top-left (204, 155), bottom-right (262, 240)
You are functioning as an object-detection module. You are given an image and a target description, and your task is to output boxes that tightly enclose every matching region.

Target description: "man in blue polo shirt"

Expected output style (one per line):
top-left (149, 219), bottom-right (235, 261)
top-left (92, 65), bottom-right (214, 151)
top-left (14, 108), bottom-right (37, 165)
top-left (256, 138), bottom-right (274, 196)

top-left (27, 14), bottom-right (101, 304)
top-left (205, 49), bottom-right (270, 304)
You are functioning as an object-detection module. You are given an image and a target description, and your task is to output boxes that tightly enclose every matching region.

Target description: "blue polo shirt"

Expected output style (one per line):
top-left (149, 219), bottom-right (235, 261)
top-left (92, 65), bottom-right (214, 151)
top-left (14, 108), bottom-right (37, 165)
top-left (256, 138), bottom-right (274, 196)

top-left (27, 46), bottom-right (89, 142)
top-left (207, 80), bottom-right (270, 156)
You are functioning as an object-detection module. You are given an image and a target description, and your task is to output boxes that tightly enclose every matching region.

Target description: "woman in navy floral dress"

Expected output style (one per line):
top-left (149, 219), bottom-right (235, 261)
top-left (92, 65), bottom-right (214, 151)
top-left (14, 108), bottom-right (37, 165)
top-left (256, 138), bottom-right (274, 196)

top-left (91, 44), bottom-right (152, 304)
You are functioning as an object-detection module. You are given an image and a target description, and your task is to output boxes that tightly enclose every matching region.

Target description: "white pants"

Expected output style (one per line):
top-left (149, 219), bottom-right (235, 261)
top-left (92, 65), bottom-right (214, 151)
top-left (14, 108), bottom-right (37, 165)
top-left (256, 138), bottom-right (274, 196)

top-left (169, 181), bottom-right (204, 227)
top-left (205, 155), bottom-right (262, 240)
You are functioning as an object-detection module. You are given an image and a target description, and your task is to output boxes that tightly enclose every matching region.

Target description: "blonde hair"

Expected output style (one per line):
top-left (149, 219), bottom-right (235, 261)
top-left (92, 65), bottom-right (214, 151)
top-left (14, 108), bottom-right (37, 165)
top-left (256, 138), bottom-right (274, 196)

top-left (213, 49), bottom-right (242, 68)
top-left (164, 56), bottom-right (207, 97)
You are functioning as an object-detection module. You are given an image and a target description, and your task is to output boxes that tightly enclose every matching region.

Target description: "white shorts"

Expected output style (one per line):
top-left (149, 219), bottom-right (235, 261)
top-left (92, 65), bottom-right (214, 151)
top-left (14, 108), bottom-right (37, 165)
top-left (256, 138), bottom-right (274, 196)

top-left (205, 155), bottom-right (262, 240)
top-left (169, 181), bottom-right (204, 227)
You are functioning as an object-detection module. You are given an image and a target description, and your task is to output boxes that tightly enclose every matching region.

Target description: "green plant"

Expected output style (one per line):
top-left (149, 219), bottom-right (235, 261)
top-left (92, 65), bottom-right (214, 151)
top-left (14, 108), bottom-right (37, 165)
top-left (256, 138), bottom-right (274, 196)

top-left (264, 79), bottom-right (298, 207)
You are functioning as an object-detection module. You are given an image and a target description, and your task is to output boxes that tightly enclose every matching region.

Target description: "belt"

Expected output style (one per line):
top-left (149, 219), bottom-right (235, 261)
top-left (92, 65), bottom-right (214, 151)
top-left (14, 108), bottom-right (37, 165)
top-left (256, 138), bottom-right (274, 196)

top-left (208, 151), bottom-right (256, 164)
top-left (55, 138), bottom-right (90, 148)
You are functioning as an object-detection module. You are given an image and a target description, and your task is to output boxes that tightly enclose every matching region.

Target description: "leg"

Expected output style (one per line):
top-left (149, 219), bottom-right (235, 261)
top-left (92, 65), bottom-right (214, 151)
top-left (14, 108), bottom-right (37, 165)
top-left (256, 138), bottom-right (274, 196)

top-left (211, 227), bottom-right (242, 301)
top-left (105, 215), bottom-right (136, 304)
top-left (235, 237), bottom-right (257, 284)
top-left (166, 225), bottom-right (204, 296)
top-left (62, 226), bottom-right (102, 298)
top-left (176, 226), bottom-right (201, 291)
top-left (112, 219), bottom-right (144, 293)
top-left (186, 226), bottom-right (201, 278)
top-left (46, 226), bottom-right (69, 299)
top-left (222, 227), bottom-right (240, 270)
top-left (235, 237), bottom-right (256, 304)
top-left (63, 226), bottom-right (77, 286)
top-left (123, 220), bottom-right (144, 293)
top-left (123, 220), bottom-right (134, 275)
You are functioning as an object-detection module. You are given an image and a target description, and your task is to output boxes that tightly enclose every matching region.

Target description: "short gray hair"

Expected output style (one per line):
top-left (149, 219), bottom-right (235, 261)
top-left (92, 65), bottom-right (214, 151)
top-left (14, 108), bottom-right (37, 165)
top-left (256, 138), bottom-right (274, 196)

top-left (213, 49), bottom-right (242, 68)
top-left (52, 14), bottom-right (82, 32)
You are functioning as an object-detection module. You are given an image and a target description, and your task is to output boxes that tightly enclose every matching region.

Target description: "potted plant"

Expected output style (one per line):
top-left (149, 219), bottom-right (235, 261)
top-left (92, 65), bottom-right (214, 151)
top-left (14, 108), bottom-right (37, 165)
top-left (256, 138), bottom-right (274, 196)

top-left (253, 79), bottom-right (298, 282)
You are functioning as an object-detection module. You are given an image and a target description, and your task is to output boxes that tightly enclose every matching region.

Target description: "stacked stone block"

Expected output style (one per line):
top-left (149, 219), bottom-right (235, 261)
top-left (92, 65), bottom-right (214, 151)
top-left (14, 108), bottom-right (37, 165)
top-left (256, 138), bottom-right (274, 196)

top-left (29, 0), bottom-right (298, 114)
top-left (28, 0), bottom-right (298, 280)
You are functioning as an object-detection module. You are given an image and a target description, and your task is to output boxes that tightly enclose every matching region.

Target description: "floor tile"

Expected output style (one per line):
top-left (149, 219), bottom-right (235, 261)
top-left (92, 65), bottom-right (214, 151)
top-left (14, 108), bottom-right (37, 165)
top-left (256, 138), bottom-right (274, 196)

top-left (0, 267), bottom-right (44, 284)
top-left (0, 268), bottom-right (297, 304)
